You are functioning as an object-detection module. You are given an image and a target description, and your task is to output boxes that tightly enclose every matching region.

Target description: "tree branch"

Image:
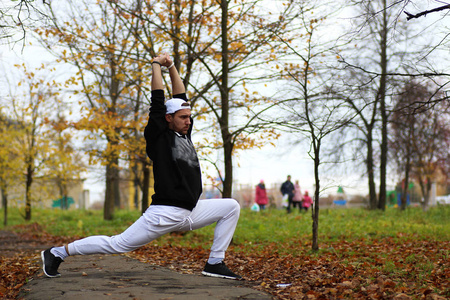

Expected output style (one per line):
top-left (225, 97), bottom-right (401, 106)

top-left (404, 4), bottom-right (450, 21)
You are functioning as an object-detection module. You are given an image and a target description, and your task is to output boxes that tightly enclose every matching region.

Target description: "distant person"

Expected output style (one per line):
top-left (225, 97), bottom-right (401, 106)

top-left (292, 180), bottom-right (303, 212)
top-left (280, 175), bottom-right (295, 213)
top-left (255, 180), bottom-right (269, 210)
top-left (302, 190), bottom-right (313, 211)
top-left (40, 53), bottom-right (242, 280)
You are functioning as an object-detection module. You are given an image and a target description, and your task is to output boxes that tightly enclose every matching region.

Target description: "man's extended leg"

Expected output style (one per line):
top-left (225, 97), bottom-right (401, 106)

top-left (42, 205), bottom-right (190, 277)
top-left (67, 206), bottom-right (184, 255)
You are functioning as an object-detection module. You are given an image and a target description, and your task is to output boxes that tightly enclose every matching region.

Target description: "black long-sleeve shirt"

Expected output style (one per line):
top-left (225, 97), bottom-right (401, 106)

top-left (144, 90), bottom-right (202, 210)
top-left (280, 181), bottom-right (294, 197)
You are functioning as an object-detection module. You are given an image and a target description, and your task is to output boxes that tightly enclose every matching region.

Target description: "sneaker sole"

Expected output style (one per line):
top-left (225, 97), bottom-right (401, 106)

top-left (41, 250), bottom-right (61, 278)
top-left (201, 270), bottom-right (241, 280)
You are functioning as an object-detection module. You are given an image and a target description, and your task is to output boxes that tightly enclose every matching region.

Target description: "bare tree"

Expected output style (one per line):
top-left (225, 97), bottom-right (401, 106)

top-left (390, 79), bottom-right (449, 211)
top-left (372, 1), bottom-right (450, 109)
top-left (1, 0), bottom-right (49, 45)
top-left (390, 80), bottom-right (426, 210)
top-left (270, 1), bottom-right (354, 251)
top-left (334, 0), bottom-right (417, 210)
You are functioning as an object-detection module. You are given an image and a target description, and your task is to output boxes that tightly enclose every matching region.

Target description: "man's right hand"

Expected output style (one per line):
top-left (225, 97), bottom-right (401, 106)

top-left (153, 53), bottom-right (167, 65)
top-left (163, 55), bottom-right (173, 68)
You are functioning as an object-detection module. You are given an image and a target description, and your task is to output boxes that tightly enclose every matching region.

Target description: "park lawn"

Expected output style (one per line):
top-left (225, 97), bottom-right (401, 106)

top-left (4, 205), bottom-right (449, 246)
top-left (1, 205), bottom-right (449, 299)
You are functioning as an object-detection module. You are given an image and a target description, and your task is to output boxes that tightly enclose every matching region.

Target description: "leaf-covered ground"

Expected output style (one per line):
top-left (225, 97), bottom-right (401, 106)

top-left (0, 224), bottom-right (74, 299)
top-left (1, 224), bottom-right (449, 299)
top-left (129, 237), bottom-right (449, 300)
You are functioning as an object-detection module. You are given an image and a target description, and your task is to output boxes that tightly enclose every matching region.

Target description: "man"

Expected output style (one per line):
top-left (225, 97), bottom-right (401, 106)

top-left (280, 175), bottom-right (295, 213)
top-left (41, 53), bottom-right (242, 280)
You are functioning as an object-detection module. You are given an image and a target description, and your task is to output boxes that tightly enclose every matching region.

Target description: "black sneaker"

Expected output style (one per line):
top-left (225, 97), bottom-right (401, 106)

top-left (202, 262), bottom-right (242, 280)
top-left (41, 248), bottom-right (63, 278)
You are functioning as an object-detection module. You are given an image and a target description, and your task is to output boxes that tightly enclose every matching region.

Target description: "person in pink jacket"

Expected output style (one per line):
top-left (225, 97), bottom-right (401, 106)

top-left (292, 180), bottom-right (303, 212)
top-left (255, 180), bottom-right (269, 210)
top-left (302, 190), bottom-right (313, 211)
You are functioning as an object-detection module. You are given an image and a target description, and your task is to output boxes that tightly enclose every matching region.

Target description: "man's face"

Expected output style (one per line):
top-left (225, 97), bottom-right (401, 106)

top-left (166, 109), bottom-right (191, 135)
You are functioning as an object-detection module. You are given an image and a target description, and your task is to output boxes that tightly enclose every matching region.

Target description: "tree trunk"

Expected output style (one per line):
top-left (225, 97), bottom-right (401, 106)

top-left (104, 163), bottom-right (116, 220)
top-left (367, 132), bottom-right (377, 210)
top-left (222, 139), bottom-right (233, 198)
top-left (132, 163), bottom-right (139, 210)
top-left (401, 170), bottom-right (410, 211)
top-left (418, 176), bottom-right (432, 212)
top-left (25, 164), bottom-right (33, 221)
top-left (1, 184), bottom-right (7, 226)
top-left (378, 0), bottom-right (388, 211)
top-left (220, 0), bottom-right (233, 198)
top-left (141, 161), bottom-right (151, 214)
top-left (113, 162), bottom-right (121, 208)
top-left (400, 132), bottom-right (412, 210)
top-left (311, 140), bottom-right (321, 251)
top-left (59, 181), bottom-right (69, 210)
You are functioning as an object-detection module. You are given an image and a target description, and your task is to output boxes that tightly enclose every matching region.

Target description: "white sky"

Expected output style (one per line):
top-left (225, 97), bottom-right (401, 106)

top-left (3, 1), bottom-right (448, 203)
top-left (1, 43), bottom-right (360, 204)
top-left (231, 137), bottom-right (373, 195)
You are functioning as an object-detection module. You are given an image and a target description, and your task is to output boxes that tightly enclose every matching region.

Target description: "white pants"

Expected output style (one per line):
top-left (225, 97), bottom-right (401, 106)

top-left (67, 198), bottom-right (240, 260)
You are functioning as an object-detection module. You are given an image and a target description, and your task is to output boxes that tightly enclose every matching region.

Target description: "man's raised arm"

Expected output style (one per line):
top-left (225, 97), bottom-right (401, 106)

top-left (151, 54), bottom-right (166, 91)
top-left (164, 56), bottom-right (185, 96)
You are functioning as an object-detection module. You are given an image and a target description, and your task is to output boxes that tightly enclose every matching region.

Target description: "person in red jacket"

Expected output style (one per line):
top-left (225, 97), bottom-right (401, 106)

top-left (302, 190), bottom-right (313, 211)
top-left (255, 180), bottom-right (269, 210)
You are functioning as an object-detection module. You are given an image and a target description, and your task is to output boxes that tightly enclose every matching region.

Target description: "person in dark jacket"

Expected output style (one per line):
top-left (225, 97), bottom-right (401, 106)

top-left (280, 175), bottom-right (295, 213)
top-left (40, 53), bottom-right (242, 280)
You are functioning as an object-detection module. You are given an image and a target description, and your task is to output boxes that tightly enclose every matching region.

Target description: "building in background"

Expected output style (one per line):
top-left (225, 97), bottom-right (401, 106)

top-left (0, 177), bottom-right (88, 210)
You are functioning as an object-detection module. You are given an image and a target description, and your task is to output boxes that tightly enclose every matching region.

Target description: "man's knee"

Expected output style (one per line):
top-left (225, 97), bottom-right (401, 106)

top-left (226, 198), bottom-right (240, 211)
top-left (226, 199), bottom-right (240, 218)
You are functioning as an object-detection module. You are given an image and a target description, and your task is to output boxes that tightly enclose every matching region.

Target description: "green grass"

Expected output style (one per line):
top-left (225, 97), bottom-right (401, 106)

top-left (1, 205), bottom-right (449, 251)
top-left (2, 205), bottom-right (449, 299)
top-left (1, 208), bottom-right (140, 237)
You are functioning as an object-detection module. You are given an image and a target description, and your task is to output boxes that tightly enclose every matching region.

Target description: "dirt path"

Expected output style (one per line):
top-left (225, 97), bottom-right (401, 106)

top-left (0, 230), bottom-right (273, 300)
top-left (21, 254), bottom-right (272, 300)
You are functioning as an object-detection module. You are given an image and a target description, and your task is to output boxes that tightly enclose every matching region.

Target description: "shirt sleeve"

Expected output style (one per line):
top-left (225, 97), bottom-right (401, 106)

top-left (173, 93), bottom-right (188, 101)
top-left (146, 89), bottom-right (166, 144)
